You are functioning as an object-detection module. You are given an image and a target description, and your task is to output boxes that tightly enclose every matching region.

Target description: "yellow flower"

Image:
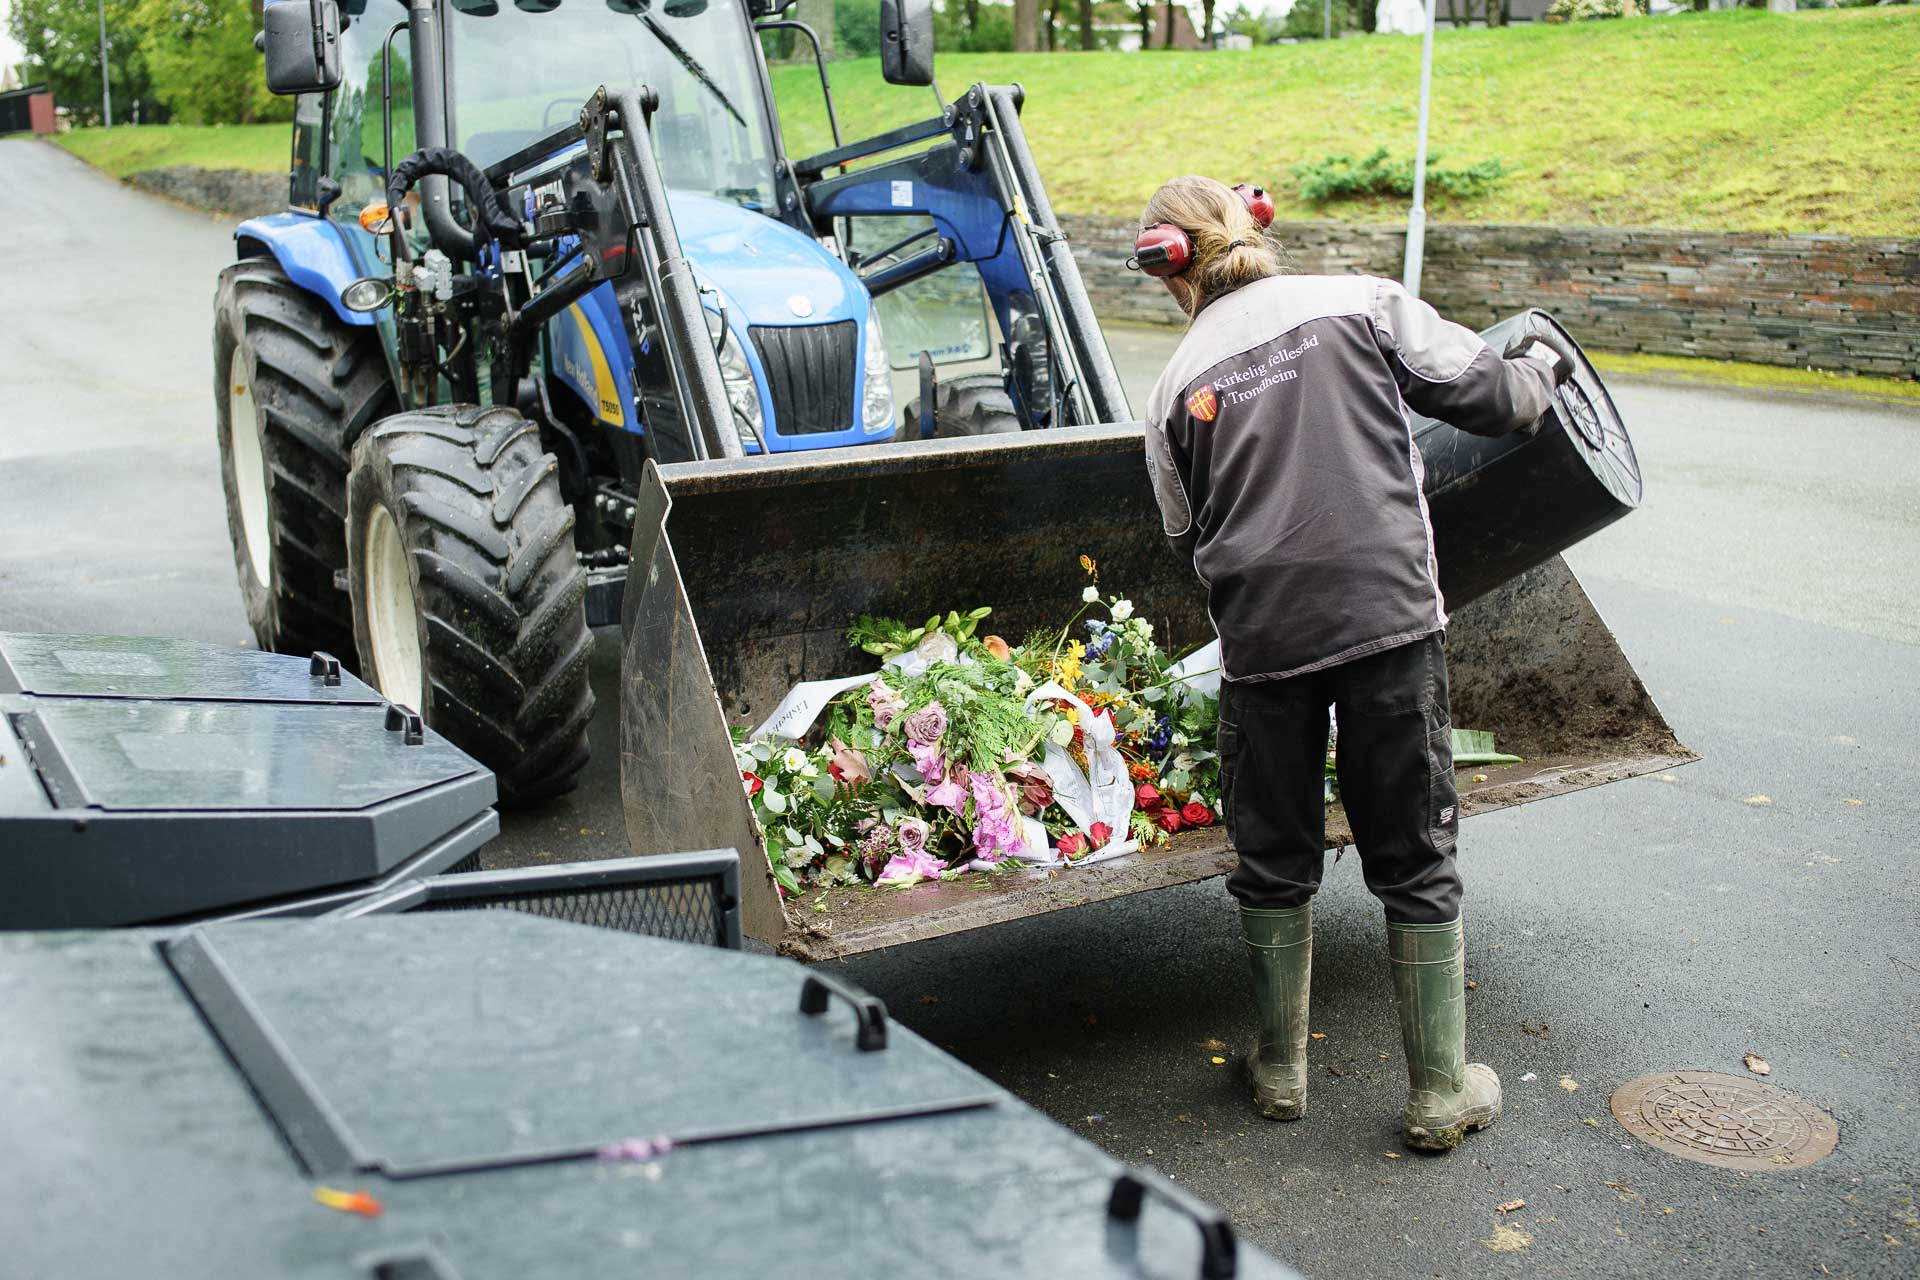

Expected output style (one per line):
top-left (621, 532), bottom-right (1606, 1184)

top-left (1056, 640), bottom-right (1086, 688)
top-left (1079, 554), bottom-right (1097, 577)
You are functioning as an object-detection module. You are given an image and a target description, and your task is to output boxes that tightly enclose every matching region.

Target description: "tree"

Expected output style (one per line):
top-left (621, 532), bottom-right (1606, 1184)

top-left (8, 0), bottom-right (151, 124)
top-left (1200, 0), bottom-right (1216, 45)
top-left (131, 0), bottom-right (287, 125)
top-left (1079, 0), bottom-right (1095, 47)
top-left (1013, 0), bottom-right (1038, 48)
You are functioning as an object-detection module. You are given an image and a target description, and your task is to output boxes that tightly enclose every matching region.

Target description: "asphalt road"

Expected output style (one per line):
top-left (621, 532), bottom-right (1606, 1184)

top-left (3, 138), bottom-right (1916, 1279)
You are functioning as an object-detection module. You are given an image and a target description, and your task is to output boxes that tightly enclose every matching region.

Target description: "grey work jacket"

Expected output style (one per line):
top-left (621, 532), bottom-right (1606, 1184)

top-left (1143, 274), bottom-right (1559, 684)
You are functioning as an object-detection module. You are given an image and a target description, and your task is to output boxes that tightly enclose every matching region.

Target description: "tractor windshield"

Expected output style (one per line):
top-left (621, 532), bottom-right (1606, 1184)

top-left (446, 0), bottom-right (778, 212)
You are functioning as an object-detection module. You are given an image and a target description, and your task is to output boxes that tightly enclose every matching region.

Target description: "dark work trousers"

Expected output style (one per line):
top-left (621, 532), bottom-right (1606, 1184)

top-left (1217, 633), bottom-right (1462, 924)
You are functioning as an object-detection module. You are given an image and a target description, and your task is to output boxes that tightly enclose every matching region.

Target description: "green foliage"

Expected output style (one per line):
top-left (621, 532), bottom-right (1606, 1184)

top-left (834, 0), bottom-right (884, 57)
top-left (845, 607), bottom-right (992, 659)
top-left (131, 0), bottom-right (290, 125)
top-left (1543, 0), bottom-right (1639, 20)
top-left (8, 0), bottom-right (151, 125)
top-left (934, 0), bottom-right (1015, 51)
top-left (1291, 146), bottom-right (1509, 204)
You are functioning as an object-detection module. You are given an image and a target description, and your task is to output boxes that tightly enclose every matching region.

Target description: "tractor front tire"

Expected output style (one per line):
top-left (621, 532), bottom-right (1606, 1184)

top-left (214, 256), bottom-right (393, 661)
top-left (899, 372), bottom-right (1022, 440)
top-left (347, 406), bottom-right (595, 805)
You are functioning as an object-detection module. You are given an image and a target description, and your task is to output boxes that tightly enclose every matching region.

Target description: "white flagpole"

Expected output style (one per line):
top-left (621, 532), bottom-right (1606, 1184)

top-left (1403, 0), bottom-right (1438, 297)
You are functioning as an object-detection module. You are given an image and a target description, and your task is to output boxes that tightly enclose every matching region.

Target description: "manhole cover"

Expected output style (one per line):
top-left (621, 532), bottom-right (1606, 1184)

top-left (1611, 1071), bottom-right (1838, 1171)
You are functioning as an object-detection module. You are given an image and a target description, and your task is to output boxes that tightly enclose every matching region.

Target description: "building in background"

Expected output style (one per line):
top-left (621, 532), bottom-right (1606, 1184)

top-left (0, 83), bottom-right (55, 135)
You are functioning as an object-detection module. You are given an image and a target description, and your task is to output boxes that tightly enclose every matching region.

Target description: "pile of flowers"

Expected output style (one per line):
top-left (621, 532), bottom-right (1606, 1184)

top-left (733, 558), bottom-right (1226, 896)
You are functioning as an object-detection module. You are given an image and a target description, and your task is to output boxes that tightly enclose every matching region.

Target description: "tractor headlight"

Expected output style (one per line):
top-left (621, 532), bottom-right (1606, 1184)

top-left (716, 329), bottom-right (764, 451)
top-left (862, 304), bottom-right (894, 434)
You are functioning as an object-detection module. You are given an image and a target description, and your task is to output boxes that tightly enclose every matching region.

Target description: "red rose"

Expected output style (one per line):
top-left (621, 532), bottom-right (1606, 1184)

top-left (1057, 832), bottom-right (1088, 858)
top-left (742, 770), bottom-right (763, 797)
top-left (1135, 782), bottom-right (1163, 810)
top-left (1181, 801), bottom-right (1214, 828)
top-left (1155, 807), bottom-right (1183, 833)
top-left (1089, 821), bottom-right (1113, 850)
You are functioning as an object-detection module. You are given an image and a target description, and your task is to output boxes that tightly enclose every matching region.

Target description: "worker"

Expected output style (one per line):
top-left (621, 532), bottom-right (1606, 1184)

top-left (1134, 175), bottom-right (1574, 1151)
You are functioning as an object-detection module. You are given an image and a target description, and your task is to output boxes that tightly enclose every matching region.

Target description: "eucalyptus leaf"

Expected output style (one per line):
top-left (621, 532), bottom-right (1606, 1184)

top-left (763, 788), bottom-right (788, 815)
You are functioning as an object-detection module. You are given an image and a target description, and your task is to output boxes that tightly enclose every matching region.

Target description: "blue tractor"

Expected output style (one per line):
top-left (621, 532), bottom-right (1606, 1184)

top-left (219, 0), bottom-right (1133, 801)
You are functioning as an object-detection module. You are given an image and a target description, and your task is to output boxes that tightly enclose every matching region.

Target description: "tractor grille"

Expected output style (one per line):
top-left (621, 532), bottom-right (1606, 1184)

top-left (750, 321), bottom-right (858, 437)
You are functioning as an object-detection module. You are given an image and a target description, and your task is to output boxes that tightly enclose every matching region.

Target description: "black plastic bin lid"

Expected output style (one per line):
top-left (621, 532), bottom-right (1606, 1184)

top-left (167, 914), bottom-right (1000, 1179)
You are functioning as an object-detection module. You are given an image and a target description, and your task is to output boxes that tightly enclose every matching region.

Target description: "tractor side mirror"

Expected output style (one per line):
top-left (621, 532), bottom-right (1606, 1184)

top-left (262, 0), bottom-right (343, 96)
top-left (879, 0), bottom-right (934, 88)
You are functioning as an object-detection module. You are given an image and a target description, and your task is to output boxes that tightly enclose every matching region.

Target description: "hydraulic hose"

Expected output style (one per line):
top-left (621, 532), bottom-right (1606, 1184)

top-left (385, 147), bottom-right (525, 251)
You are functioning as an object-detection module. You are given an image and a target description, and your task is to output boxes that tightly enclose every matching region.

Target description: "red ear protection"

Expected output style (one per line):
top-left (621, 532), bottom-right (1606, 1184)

top-left (1131, 182), bottom-right (1274, 277)
top-left (1233, 183), bottom-right (1276, 229)
top-left (1131, 223), bottom-right (1193, 278)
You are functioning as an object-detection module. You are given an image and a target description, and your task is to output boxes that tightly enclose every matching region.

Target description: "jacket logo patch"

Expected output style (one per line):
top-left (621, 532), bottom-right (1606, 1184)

top-left (1186, 384), bottom-right (1218, 422)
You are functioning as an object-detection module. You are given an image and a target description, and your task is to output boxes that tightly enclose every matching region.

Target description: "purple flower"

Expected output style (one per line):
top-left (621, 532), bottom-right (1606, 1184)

top-left (868, 679), bottom-right (906, 731)
top-left (968, 770), bottom-right (1023, 861)
top-left (925, 769), bottom-right (969, 814)
top-left (907, 737), bottom-right (946, 784)
top-left (876, 849), bottom-right (948, 886)
top-left (897, 817), bottom-right (930, 856)
top-left (904, 701), bottom-right (948, 746)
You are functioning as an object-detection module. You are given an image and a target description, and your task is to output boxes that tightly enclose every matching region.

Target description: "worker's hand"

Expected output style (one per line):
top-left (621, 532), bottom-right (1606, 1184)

top-left (1505, 331), bottom-right (1578, 387)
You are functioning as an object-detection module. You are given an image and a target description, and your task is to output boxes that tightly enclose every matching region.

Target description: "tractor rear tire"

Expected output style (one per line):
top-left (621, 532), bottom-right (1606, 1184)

top-left (898, 373), bottom-right (1022, 440)
top-left (213, 256), bottom-right (394, 663)
top-left (347, 406), bottom-right (595, 805)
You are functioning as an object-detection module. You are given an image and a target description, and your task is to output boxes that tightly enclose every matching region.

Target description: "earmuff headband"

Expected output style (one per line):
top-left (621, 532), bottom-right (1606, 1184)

top-left (1130, 182), bottom-right (1275, 278)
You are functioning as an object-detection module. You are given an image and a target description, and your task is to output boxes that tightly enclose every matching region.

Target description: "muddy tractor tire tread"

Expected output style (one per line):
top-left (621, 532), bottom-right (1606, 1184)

top-left (213, 256), bottom-right (394, 662)
top-left (900, 372), bottom-right (1022, 440)
top-left (347, 405), bottom-right (595, 805)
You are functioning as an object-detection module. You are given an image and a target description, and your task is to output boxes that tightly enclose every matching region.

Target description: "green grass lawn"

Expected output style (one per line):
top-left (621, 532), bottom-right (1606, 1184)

top-left (49, 8), bottom-right (1920, 233)
top-left (771, 8), bottom-right (1919, 234)
top-left (52, 122), bottom-right (290, 177)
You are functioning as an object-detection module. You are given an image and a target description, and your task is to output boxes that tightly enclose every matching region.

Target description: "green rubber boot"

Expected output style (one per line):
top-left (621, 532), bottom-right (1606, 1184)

top-left (1388, 918), bottom-right (1502, 1151)
top-left (1241, 903), bottom-right (1312, 1120)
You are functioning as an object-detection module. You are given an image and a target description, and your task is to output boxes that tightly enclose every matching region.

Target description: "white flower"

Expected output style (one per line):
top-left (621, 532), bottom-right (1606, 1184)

top-left (1082, 586), bottom-right (1099, 603)
top-left (1173, 752), bottom-right (1197, 773)
top-left (781, 746), bottom-right (808, 773)
top-left (1171, 731), bottom-right (1191, 747)
top-left (1049, 719), bottom-right (1076, 747)
top-left (1110, 599), bottom-right (1135, 621)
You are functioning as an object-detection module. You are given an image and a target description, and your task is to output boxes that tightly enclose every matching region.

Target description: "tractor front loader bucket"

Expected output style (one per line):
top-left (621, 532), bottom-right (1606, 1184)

top-left (620, 414), bottom-right (1692, 957)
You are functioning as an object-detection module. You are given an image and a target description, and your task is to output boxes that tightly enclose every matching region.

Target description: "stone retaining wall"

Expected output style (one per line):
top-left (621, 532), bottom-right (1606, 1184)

top-left (1062, 215), bottom-right (1920, 379)
top-left (127, 166), bottom-right (287, 221)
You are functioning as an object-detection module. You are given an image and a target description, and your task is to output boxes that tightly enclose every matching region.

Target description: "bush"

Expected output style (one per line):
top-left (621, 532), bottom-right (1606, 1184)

top-left (1291, 147), bottom-right (1510, 203)
top-left (835, 0), bottom-right (883, 56)
top-left (1543, 0), bottom-right (1640, 21)
top-left (132, 0), bottom-right (291, 125)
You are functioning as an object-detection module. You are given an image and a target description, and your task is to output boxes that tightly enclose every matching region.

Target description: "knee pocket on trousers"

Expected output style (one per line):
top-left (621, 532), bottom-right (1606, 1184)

top-left (1427, 722), bottom-right (1459, 850)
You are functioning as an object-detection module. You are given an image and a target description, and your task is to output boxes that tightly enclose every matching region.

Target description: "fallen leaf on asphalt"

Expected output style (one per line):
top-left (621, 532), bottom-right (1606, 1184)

top-left (1200, 1038), bottom-right (1228, 1051)
top-left (1328, 1064), bottom-right (1347, 1078)
top-left (1841, 798), bottom-right (1863, 806)
top-left (1466, 980), bottom-right (1479, 990)
top-left (1497, 1199), bottom-right (1527, 1214)
top-left (1210, 1056), bottom-right (1227, 1065)
top-left (1383, 1152), bottom-right (1402, 1160)
top-left (1559, 1076), bottom-right (1580, 1092)
top-left (1520, 1072), bottom-right (1538, 1082)
top-left (1483, 1223), bottom-right (1533, 1253)
top-left (1310, 1032), bottom-right (1327, 1040)
top-left (1581, 1118), bottom-right (1600, 1127)
top-left (1744, 794), bottom-right (1772, 806)
top-left (1658, 774), bottom-right (1679, 783)
top-left (920, 995), bottom-right (940, 1005)
top-left (1743, 1052), bottom-right (1772, 1076)
top-left (1522, 1022), bottom-right (1550, 1038)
